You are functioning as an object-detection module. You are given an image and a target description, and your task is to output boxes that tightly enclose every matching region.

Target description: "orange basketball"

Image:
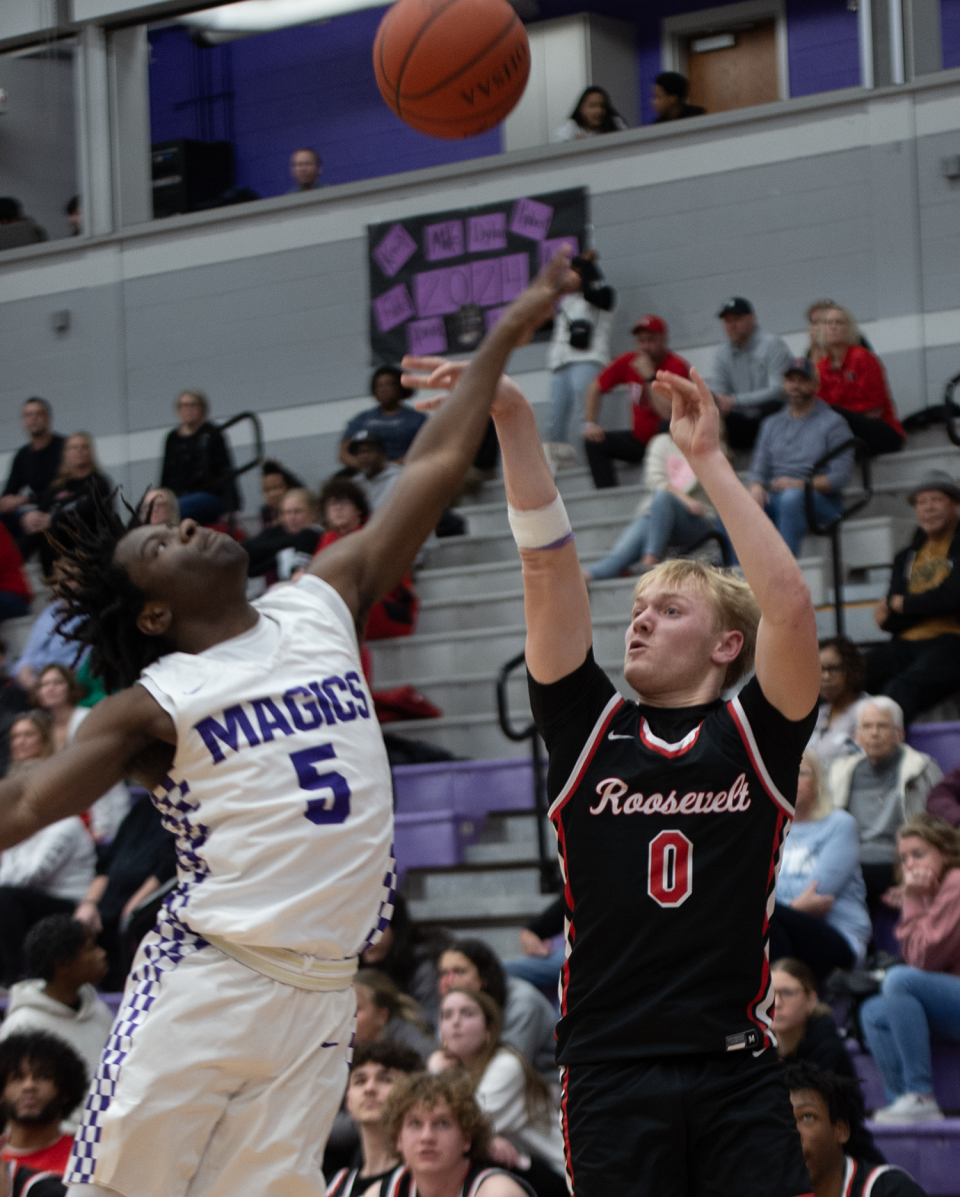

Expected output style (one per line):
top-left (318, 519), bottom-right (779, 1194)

top-left (373, 0), bottom-right (530, 139)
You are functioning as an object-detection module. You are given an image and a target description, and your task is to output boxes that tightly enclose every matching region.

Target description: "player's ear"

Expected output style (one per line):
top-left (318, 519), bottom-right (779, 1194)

top-left (712, 628), bottom-right (744, 666)
top-left (137, 600), bottom-right (173, 638)
top-left (834, 1118), bottom-right (851, 1147)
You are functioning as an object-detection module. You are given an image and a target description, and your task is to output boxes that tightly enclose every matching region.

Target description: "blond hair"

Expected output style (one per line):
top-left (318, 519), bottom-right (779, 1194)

top-left (799, 749), bottom-right (834, 822)
top-left (632, 559), bottom-right (760, 689)
top-left (53, 432), bottom-right (100, 489)
top-left (811, 305), bottom-right (862, 358)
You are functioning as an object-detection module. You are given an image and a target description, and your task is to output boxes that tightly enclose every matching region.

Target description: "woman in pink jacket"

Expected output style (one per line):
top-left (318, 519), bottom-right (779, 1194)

top-left (860, 814), bottom-right (960, 1123)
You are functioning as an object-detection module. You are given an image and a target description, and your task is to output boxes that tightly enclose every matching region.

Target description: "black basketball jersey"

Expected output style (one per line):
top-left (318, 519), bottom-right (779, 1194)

top-left (528, 651), bottom-right (816, 1065)
top-left (842, 1159), bottom-right (926, 1197)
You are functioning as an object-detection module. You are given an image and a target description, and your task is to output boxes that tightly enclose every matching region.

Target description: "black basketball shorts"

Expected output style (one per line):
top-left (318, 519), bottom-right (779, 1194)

top-left (560, 1048), bottom-right (813, 1197)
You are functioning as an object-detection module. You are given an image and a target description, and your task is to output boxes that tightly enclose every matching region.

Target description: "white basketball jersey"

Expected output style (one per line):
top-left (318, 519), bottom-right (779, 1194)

top-left (138, 574), bottom-right (394, 962)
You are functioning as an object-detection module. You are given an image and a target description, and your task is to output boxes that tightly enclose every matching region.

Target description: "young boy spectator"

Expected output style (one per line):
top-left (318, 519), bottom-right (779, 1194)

top-left (748, 359), bottom-right (854, 557)
top-left (326, 1040), bottom-right (423, 1197)
top-left (581, 315), bottom-right (687, 488)
top-left (340, 369), bottom-right (426, 469)
top-left (651, 72), bottom-right (705, 121)
top-left (866, 471), bottom-right (960, 723)
top-left (0, 916), bottom-right (112, 1088)
top-left (786, 1061), bottom-right (926, 1196)
top-left (0, 1032), bottom-right (88, 1176)
top-left (709, 298), bottom-right (793, 449)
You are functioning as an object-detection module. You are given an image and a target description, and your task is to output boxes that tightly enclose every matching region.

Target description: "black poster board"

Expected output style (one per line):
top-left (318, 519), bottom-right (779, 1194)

top-left (367, 187), bottom-right (588, 365)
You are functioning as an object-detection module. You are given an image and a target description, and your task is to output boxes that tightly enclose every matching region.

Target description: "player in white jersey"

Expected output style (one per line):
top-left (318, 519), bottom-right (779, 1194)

top-left (0, 254), bottom-right (578, 1197)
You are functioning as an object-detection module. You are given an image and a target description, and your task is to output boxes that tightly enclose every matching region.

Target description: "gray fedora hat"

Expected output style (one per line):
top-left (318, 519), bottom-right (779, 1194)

top-left (908, 469), bottom-right (960, 505)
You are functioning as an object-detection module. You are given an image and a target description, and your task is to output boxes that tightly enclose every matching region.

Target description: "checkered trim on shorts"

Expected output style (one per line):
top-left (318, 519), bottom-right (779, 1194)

top-left (361, 846), bottom-right (398, 952)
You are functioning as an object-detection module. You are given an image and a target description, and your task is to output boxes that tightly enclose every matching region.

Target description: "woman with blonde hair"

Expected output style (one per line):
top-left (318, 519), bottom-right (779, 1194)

top-left (428, 988), bottom-right (566, 1197)
top-left (771, 748), bottom-right (872, 979)
top-left (861, 814), bottom-right (960, 1123)
top-left (353, 967), bottom-right (436, 1060)
top-left (21, 431), bottom-right (113, 574)
top-left (811, 305), bottom-right (905, 456)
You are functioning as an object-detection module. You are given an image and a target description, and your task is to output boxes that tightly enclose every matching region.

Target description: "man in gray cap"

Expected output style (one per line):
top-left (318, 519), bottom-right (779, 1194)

top-left (866, 469), bottom-right (960, 723)
top-left (709, 297), bottom-right (793, 451)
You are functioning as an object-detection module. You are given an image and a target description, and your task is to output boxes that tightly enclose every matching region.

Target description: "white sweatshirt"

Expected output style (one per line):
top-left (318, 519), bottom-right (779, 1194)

top-left (0, 817), bottom-right (95, 900)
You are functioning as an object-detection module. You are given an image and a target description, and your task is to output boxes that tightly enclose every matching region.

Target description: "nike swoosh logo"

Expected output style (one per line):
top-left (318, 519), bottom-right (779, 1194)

top-left (183, 682), bottom-right (206, 695)
top-left (608, 731), bottom-right (633, 741)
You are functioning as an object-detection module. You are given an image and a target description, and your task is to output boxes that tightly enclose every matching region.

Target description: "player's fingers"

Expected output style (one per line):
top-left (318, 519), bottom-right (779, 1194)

top-left (401, 354), bottom-right (447, 370)
top-left (541, 246), bottom-right (577, 293)
top-left (689, 367), bottom-right (715, 407)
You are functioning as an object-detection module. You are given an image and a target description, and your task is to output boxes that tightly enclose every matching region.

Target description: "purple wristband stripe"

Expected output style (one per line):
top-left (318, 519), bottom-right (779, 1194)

top-left (538, 531), bottom-right (575, 551)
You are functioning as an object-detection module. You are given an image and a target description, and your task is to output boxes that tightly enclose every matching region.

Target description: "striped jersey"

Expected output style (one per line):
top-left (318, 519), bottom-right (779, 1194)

top-left (841, 1158), bottom-right (926, 1197)
top-left (528, 651), bottom-right (816, 1063)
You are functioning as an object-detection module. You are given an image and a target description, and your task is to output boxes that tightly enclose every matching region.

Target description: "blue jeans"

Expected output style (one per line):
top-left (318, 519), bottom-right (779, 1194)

top-left (504, 944), bottom-right (565, 992)
top-left (765, 488), bottom-right (843, 557)
top-left (860, 965), bottom-right (960, 1100)
top-left (589, 491), bottom-right (716, 580)
top-left (177, 492), bottom-right (226, 525)
top-left (549, 361), bottom-right (601, 443)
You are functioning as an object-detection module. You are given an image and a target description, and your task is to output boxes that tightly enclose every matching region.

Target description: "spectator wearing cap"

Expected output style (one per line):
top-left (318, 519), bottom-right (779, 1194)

top-left (349, 432), bottom-right (403, 512)
top-left (543, 251), bottom-right (615, 473)
top-left (652, 72), bottom-right (706, 122)
top-left (748, 359), bottom-right (854, 557)
top-left (582, 315), bottom-right (688, 489)
top-left (865, 471), bottom-right (960, 724)
top-left (710, 297), bottom-right (794, 451)
top-left (340, 367), bottom-right (426, 469)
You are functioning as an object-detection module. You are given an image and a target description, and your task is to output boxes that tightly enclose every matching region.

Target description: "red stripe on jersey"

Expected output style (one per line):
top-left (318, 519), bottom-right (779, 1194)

top-left (555, 815), bottom-right (575, 1018)
top-left (560, 1066), bottom-right (575, 1196)
top-left (842, 1158), bottom-right (857, 1197)
top-left (548, 692), bottom-right (624, 820)
top-left (727, 696), bottom-right (796, 816)
top-left (638, 717), bottom-right (703, 758)
top-left (746, 807), bottom-right (789, 1046)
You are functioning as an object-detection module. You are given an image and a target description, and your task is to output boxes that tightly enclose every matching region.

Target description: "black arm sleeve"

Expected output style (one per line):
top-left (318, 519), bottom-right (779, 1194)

top-left (735, 676), bottom-right (818, 800)
top-left (528, 649), bottom-right (618, 803)
top-left (527, 895), bottom-right (565, 938)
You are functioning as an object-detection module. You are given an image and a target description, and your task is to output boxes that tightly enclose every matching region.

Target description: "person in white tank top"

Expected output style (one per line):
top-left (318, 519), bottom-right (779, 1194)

top-left (0, 253), bottom-right (580, 1197)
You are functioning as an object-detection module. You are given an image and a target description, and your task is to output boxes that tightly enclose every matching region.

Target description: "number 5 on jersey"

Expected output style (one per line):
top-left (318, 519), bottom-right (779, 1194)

top-left (291, 744), bottom-right (352, 824)
top-left (648, 830), bottom-right (693, 908)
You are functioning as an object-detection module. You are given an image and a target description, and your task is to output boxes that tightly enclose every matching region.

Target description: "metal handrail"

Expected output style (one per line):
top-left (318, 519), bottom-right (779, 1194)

top-left (496, 651), bottom-right (559, 894)
top-left (218, 410), bottom-right (265, 481)
top-left (944, 373), bottom-right (960, 447)
top-left (803, 436), bottom-right (871, 636)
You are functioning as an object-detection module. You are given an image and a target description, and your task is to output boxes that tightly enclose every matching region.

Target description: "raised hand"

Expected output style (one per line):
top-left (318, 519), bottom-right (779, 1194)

top-left (506, 245), bottom-right (581, 343)
top-left (651, 368), bottom-right (722, 462)
top-left (402, 355), bottom-right (529, 421)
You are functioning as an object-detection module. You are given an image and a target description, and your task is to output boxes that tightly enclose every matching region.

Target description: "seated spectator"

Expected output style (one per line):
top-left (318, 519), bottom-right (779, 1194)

top-left (32, 665), bottom-right (129, 843)
top-left (0, 521), bottom-right (32, 622)
top-left (810, 637), bottom-right (868, 769)
top-left (12, 600), bottom-right (83, 694)
top-left (0, 399), bottom-right (64, 551)
top-left (0, 1032), bottom-right (86, 1177)
top-left (786, 1061), bottom-right (926, 1196)
top-left (0, 916), bottom-right (112, 1092)
top-left (583, 431), bottom-right (718, 580)
top-left (582, 315), bottom-right (684, 489)
top-left (258, 460), bottom-right (302, 529)
top-left (73, 789), bottom-right (177, 991)
top-left (806, 299), bottom-right (875, 359)
top-left (865, 472), bottom-right (960, 724)
top-left (289, 148), bottom-right (322, 192)
top-left (350, 433), bottom-right (403, 512)
top-left (340, 369), bottom-right (426, 469)
top-left (437, 941), bottom-right (556, 1076)
top-left (541, 252), bottom-right (615, 473)
top-left (326, 1040), bottom-right (422, 1197)
top-left (927, 762), bottom-right (960, 827)
top-left (748, 359), bottom-right (854, 557)
top-left (21, 433), bottom-right (113, 576)
top-left (429, 989), bottom-right (565, 1197)
top-left (359, 894), bottom-right (451, 1032)
top-left (860, 814), bottom-right (960, 1123)
top-left (709, 297), bottom-right (793, 450)
top-left (0, 638), bottom-right (30, 775)
top-left (0, 197), bottom-right (47, 250)
top-left (812, 306), bottom-right (904, 457)
top-left (385, 1071), bottom-right (535, 1197)
top-left (772, 750), bottom-right (871, 979)
top-left (651, 72), bottom-right (705, 122)
top-left (830, 699), bottom-right (942, 909)
top-left (504, 897), bottom-right (564, 993)
top-left (138, 487), bottom-right (180, 527)
top-left (160, 390), bottom-right (239, 524)
top-left (553, 87), bottom-right (627, 141)
top-left (244, 488), bottom-right (322, 582)
top-left (354, 968), bottom-right (437, 1061)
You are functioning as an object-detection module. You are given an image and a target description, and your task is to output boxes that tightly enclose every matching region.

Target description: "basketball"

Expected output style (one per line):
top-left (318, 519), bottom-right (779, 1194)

top-left (373, 0), bottom-right (530, 140)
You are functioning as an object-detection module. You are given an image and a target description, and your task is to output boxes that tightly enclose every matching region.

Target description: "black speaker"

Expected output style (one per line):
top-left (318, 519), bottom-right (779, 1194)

top-left (151, 139), bottom-right (235, 218)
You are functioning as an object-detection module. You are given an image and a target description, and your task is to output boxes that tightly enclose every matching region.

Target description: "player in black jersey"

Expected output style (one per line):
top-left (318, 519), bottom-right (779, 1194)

top-left (401, 356), bottom-right (821, 1197)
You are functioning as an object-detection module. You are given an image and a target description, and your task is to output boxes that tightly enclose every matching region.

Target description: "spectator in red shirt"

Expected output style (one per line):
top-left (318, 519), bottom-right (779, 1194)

top-left (0, 523), bottom-right (32, 623)
top-left (0, 1032), bottom-right (88, 1176)
top-left (812, 306), bottom-right (905, 457)
top-left (582, 315), bottom-right (689, 489)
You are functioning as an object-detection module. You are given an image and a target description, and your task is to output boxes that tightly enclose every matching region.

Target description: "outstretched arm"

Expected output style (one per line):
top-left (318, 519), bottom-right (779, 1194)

top-left (0, 686), bottom-right (174, 851)
top-left (310, 253), bottom-right (579, 628)
top-left (652, 369), bottom-right (820, 719)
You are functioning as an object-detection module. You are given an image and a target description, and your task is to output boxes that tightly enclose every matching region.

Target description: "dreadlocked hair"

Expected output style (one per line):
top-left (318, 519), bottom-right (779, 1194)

top-left (50, 490), bottom-right (173, 693)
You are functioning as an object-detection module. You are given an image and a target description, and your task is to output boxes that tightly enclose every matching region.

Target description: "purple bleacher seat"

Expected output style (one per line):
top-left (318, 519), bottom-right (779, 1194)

top-left (866, 1119), bottom-right (960, 1196)
top-left (906, 721), bottom-right (960, 775)
top-left (848, 1038), bottom-right (960, 1113)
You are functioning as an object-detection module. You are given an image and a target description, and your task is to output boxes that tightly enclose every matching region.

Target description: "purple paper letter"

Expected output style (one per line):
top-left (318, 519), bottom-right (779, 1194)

top-left (424, 220), bottom-right (464, 262)
top-left (414, 265), bottom-right (473, 318)
top-left (373, 224), bottom-right (418, 278)
top-left (373, 283), bottom-right (415, 333)
top-left (467, 213), bottom-right (507, 254)
top-left (500, 252), bottom-right (530, 302)
top-left (407, 317), bottom-right (447, 356)
top-left (539, 236), bottom-right (579, 270)
top-left (509, 197), bottom-right (554, 242)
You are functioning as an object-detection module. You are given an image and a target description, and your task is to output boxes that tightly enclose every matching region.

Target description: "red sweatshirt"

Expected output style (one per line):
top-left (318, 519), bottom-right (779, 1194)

top-left (896, 867), bottom-right (960, 975)
top-left (815, 346), bottom-right (904, 437)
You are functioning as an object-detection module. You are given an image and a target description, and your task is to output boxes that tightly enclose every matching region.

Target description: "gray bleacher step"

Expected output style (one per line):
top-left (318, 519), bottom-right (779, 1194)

top-left (869, 442), bottom-right (960, 488)
top-left (406, 859), bottom-right (543, 903)
top-left (386, 712), bottom-right (530, 760)
top-left (466, 810), bottom-right (558, 864)
top-left (470, 464), bottom-right (644, 507)
top-left (458, 484), bottom-right (647, 537)
top-left (405, 889), bottom-right (556, 927)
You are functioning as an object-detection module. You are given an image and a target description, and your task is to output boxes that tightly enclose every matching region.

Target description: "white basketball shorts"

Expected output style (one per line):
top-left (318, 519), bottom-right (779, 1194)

top-left (64, 920), bottom-right (354, 1197)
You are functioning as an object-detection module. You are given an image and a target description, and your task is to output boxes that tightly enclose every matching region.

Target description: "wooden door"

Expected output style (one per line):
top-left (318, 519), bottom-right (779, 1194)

top-left (684, 21), bottom-right (779, 114)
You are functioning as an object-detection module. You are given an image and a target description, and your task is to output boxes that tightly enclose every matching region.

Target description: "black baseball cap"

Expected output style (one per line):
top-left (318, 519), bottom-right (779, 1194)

top-left (717, 297), bottom-right (754, 318)
top-left (349, 430), bottom-right (386, 453)
top-left (784, 358), bottom-right (817, 380)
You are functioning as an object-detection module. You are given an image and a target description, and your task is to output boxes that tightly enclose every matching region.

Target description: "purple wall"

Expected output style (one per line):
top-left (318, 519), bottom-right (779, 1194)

top-left (785, 0), bottom-right (861, 96)
top-left (944, 0), bottom-right (960, 67)
top-left (148, 14), bottom-right (502, 200)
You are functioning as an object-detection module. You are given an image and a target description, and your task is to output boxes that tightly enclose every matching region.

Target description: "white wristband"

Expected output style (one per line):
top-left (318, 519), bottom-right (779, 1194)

top-left (507, 494), bottom-right (573, 550)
